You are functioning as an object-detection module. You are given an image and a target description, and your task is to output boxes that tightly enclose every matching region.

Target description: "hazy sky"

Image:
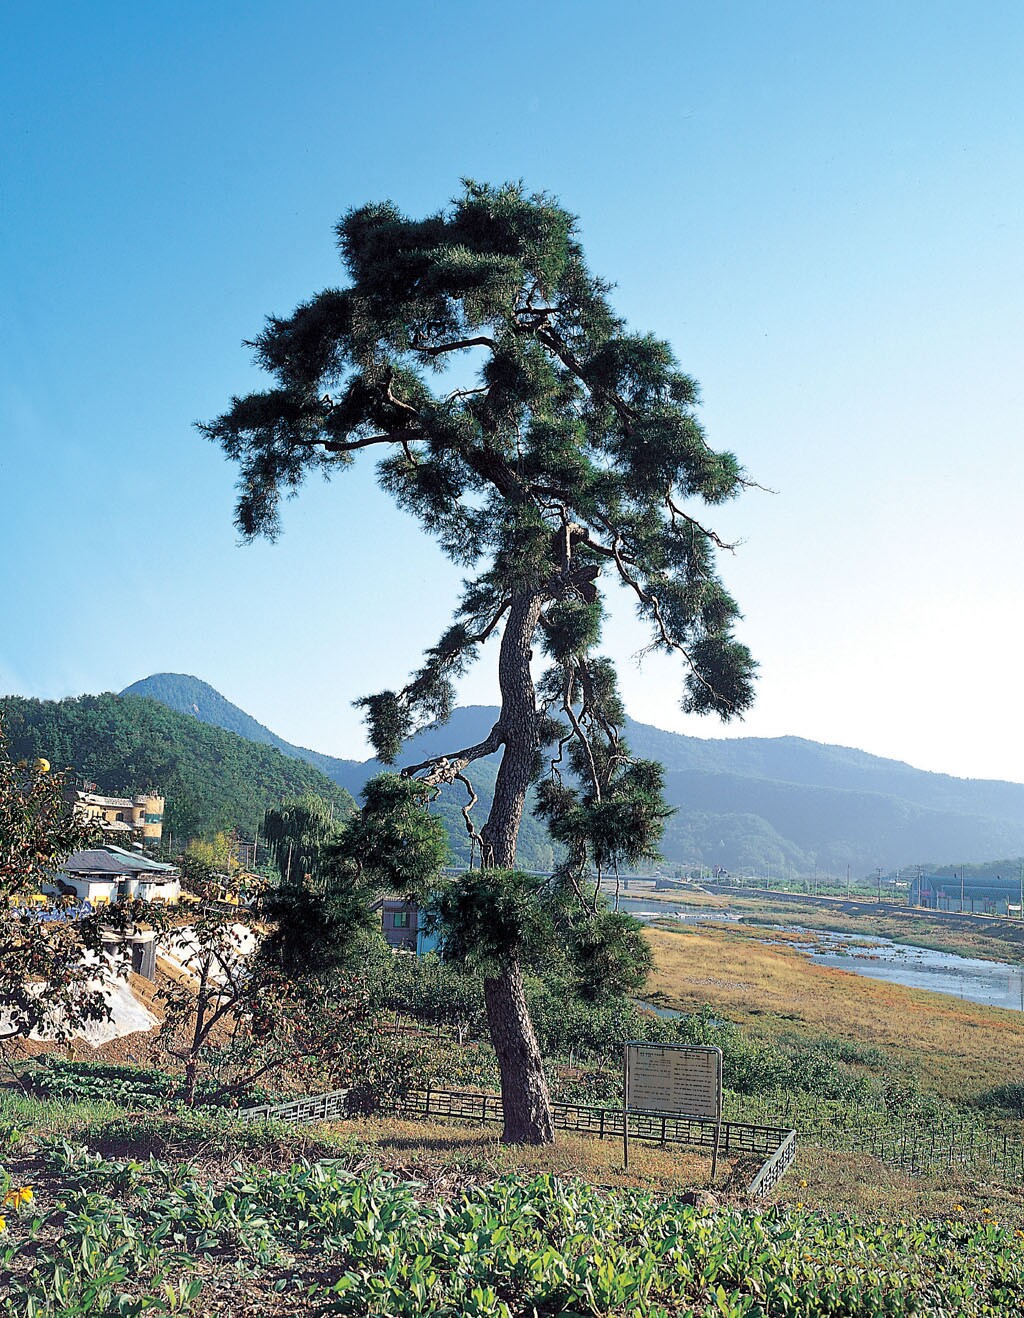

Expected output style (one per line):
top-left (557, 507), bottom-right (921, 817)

top-left (3, 2), bottom-right (1022, 781)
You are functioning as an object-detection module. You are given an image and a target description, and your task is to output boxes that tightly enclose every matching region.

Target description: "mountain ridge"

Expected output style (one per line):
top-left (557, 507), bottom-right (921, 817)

top-left (118, 674), bottom-right (1024, 875)
top-left (1, 689), bottom-right (357, 841)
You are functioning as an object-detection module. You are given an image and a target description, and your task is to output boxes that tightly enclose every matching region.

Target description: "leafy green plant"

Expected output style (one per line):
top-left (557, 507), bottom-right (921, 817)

top-left (7, 1148), bottom-right (1024, 1316)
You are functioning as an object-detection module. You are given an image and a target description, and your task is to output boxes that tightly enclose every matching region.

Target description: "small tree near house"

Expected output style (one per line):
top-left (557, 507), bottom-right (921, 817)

top-left (0, 742), bottom-right (139, 1051)
top-left (202, 181), bottom-right (756, 1142)
top-left (157, 909), bottom-right (376, 1107)
top-left (158, 835), bottom-right (424, 1107)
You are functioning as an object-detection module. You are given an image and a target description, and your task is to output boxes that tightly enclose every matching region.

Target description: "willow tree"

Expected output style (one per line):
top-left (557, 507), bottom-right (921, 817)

top-left (202, 181), bottom-right (756, 1143)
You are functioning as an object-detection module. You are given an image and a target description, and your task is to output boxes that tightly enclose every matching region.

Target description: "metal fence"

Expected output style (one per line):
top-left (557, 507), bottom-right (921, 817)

top-left (747, 1130), bottom-right (797, 1197)
top-left (796, 1119), bottom-right (1024, 1178)
top-left (237, 1084), bottom-right (797, 1198)
top-left (237, 1088), bottom-right (351, 1124)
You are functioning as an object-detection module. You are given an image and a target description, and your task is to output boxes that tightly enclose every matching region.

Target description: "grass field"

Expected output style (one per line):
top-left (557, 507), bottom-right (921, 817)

top-left (644, 919), bottom-right (1024, 1098)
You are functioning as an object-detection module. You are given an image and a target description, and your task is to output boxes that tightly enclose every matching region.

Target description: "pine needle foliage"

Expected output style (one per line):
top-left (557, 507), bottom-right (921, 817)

top-left (202, 181), bottom-right (757, 1140)
top-left (201, 179), bottom-right (755, 737)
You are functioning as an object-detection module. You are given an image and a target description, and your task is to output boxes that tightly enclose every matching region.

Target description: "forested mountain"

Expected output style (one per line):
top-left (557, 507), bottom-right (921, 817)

top-left (117, 678), bottom-right (1024, 877)
top-left (0, 693), bottom-right (356, 842)
top-left (121, 673), bottom-right (357, 783)
top-left (340, 707), bottom-right (1024, 876)
top-left (119, 678), bottom-right (554, 869)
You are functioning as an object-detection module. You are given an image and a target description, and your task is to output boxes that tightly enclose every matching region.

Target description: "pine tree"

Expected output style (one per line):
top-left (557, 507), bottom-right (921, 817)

top-left (201, 181), bottom-right (756, 1142)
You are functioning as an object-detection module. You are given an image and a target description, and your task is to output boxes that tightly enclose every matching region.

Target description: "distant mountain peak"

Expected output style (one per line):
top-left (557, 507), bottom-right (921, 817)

top-left (119, 673), bottom-right (1024, 874)
top-left (121, 673), bottom-right (362, 786)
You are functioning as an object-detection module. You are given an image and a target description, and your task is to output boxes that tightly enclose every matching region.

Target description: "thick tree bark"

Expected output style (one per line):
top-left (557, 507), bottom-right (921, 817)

top-left (480, 594), bottom-right (544, 870)
top-left (479, 592), bottom-right (555, 1144)
top-left (484, 959), bottom-right (554, 1143)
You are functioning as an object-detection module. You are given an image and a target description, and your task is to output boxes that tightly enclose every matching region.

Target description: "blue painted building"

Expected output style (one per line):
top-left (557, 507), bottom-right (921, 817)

top-left (378, 897), bottom-right (440, 955)
top-left (909, 873), bottom-right (1023, 916)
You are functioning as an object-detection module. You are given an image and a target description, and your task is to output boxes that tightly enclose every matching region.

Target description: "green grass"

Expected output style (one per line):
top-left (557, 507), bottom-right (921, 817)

top-left (0, 1092), bottom-right (120, 1137)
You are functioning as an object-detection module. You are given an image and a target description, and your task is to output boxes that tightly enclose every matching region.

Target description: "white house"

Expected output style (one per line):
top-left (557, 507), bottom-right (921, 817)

top-left (52, 846), bottom-right (182, 906)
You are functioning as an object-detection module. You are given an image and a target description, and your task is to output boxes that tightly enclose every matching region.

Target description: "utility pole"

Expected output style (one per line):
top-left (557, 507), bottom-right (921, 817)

top-left (876, 867), bottom-right (882, 903)
top-left (960, 865), bottom-right (965, 913)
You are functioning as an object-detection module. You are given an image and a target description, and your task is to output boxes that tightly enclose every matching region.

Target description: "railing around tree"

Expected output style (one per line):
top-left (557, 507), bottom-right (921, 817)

top-left (237, 1088), bottom-right (351, 1124)
top-left (237, 1084), bottom-right (797, 1198)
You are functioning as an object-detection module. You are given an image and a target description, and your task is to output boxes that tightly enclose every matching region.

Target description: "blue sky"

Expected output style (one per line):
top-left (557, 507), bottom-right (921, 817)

top-left (3, 2), bottom-right (1023, 780)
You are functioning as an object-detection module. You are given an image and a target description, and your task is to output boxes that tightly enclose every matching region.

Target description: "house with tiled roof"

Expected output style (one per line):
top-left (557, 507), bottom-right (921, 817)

top-left (51, 845), bottom-right (182, 907)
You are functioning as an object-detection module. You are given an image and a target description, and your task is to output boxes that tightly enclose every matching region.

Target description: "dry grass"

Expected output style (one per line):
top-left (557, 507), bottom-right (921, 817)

top-left (780, 1144), bottom-right (1024, 1227)
top-left (316, 1116), bottom-right (753, 1194)
top-left (645, 922), bottom-right (1024, 1096)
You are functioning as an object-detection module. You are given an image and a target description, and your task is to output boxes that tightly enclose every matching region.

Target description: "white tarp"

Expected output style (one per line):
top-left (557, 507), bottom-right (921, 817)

top-left (158, 924), bottom-right (256, 984)
top-left (71, 976), bottom-right (159, 1046)
top-left (1, 971), bottom-right (158, 1047)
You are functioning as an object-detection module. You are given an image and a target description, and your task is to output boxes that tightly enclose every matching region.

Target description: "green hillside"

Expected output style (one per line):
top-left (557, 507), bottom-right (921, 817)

top-left (0, 693), bottom-right (356, 841)
top-left (120, 676), bottom-right (555, 869)
top-left (121, 673), bottom-right (360, 783)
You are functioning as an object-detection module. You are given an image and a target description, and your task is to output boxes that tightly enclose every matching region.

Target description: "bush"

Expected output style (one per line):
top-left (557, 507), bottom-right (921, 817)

top-left (974, 1082), bottom-right (1024, 1117)
top-left (369, 952), bottom-right (488, 1036)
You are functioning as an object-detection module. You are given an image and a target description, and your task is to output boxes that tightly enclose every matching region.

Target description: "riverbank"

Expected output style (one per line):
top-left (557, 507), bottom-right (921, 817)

top-left (704, 883), bottom-right (1024, 965)
top-left (617, 881), bottom-right (1024, 966)
top-left (644, 920), bottom-right (1024, 1099)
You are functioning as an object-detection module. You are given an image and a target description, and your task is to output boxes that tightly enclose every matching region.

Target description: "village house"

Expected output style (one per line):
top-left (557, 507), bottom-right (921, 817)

top-left (70, 784), bottom-right (165, 847)
top-left (375, 896), bottom-right (439, 955)
top-left (51, 845), bottom-right (182, 907)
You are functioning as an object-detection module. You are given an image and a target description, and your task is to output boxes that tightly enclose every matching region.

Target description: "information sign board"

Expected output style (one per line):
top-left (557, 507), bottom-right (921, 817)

top-left (625, 1043), bottom-right (722, 1120)
top-left (622, 1042), bottom-right (723, 1175)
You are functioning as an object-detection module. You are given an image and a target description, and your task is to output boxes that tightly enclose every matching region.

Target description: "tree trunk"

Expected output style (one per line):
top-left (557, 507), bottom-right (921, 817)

top-left (183, 954), bottom-right (211, 1107)
top-left (184, 1058), bottom-right (199, 1108)
top-left (480, 594), bottom-right (543, 870)
top-left (479, 592), bottom-right (556, 1144)
top-left (484, 959), bottom-right (554, 1143)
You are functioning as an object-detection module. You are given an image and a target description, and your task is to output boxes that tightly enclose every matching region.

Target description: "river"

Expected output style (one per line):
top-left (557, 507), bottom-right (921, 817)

top-left (617, 895), bottom-right (1024, 1013)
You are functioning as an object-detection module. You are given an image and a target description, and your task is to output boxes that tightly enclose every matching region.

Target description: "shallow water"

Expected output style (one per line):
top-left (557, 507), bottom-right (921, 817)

top-left (616, 894), bottom-right (1024, 1013)
top-left (804, 932), bottom-right (1024, 1012)
top-left (615, 895), bottom-right (743, 923)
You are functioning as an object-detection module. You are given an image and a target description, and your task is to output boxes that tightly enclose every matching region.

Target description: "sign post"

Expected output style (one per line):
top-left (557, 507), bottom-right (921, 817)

top-left (623, 1042), bottom-right (723, 1180)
